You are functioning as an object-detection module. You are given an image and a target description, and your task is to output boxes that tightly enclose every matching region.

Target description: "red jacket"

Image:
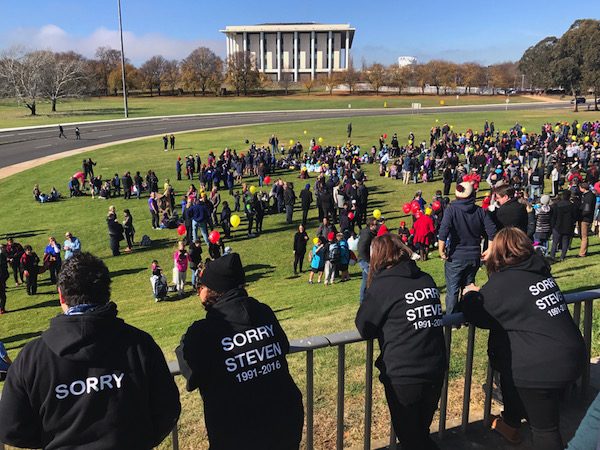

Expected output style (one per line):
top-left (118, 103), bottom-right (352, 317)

top-left (413, 215), bottom-right (435, 245)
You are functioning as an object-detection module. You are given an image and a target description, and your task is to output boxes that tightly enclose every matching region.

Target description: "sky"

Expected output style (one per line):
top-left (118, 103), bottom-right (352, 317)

top-left (0, 0), bottom-right (596, 66)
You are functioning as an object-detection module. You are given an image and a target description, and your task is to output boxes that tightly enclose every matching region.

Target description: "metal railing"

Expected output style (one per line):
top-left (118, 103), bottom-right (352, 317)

top-left (167, 288), bottom-right (600, 450)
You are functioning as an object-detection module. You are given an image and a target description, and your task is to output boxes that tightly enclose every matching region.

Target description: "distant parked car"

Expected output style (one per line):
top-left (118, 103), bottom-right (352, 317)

top-left (571, 97), bottom-right (586, 104)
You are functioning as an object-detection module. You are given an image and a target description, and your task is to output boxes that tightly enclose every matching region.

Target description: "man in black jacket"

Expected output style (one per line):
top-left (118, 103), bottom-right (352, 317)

top-left (0, 252), bottom-right (180, 449)
top-left (578, 183), bottom-right (596, 257)
top-left (550, 190), bottom-right (578, 261)
top-left (176, 253), bottom-right (303, 450)
top-left (491, 185), bottom-right (528, 233)
top-left (283, 182), bottom-right (296, 224)
top-left (300, 183), bottom-right (313, 226)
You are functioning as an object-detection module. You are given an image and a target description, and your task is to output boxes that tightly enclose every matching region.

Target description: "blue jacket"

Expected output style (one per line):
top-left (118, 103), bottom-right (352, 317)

top-left (191, 203), bottom-right (208, 223)
top-left (438, 197), bottom-right (496, 260)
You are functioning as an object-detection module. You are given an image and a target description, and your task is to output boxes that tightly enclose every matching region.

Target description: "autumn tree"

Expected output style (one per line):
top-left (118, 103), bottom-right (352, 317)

top-left (93, 47), bottom-right (121, 96)
top-left (461, 62), bottom-right (487, 94)
top-left (488, 62), bottom-right (518, 94)
top-left (162, 59), bottom-right (180, 95)
top-left (303, 77), bottom-right (317, 95)
top-left (341, 59), bottom-right (360, 94)
top-left (226, 51), bottom-right (260, 96)
top-left (108, 63), bottom-right (140, 96)
top-left (386, 65), bottom-right (410, 95)
top-left (413, 64), bottom-right (428, 94)
top-left (366, 63), bottom-right (386, 95)
top-left (181, 47), bottom-right (222, 96)
top-left (323, 73), bottom-right (339, 95)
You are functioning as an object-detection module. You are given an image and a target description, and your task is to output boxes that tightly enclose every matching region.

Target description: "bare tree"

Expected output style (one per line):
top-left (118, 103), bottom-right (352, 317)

top-left (341, 59), bottom-right (360, 94)
top-left (279, 72), bottom-right (294, 95)
top-left (387, 65), bottom-right (410, 95)
top-left (42, 51), bottom-right (88, 112)
top-left (0, 48), bottom-right (50, 115)
top-left (181, 47), bottom-right (222, 96)
top-left (207, 57), bottom-right (225, 95)
top-left (323, 73), bottom-right (338, 95)
top-left (226, 51), bottom-right (260, 96)
top-left (303, 77), bottom-right (317, 95)
top-left (139, 55), bottom-right (167, 96)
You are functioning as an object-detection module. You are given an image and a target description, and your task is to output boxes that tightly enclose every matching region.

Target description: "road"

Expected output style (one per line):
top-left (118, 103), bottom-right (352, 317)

top-left (0, 101), bottom-right (569, 169)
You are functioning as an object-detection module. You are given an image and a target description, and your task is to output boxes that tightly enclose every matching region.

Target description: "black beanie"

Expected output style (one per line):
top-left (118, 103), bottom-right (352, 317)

top-left (199, 253), bottom-right (246, 293)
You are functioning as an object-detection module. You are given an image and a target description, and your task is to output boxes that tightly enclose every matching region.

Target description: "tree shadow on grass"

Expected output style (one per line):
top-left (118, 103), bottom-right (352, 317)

top-left (9, 299), bottom-right (58, 313)
top-left (1, 229), bottom-right (47, 240)
top-left (129, 238), bottom-right (176, 254)
top-left (3, 331), bottom-right (43, 344)
top-left (110, 267), bottom-right (146, 278)
top-left (245, 263), bottom-right (275, 283)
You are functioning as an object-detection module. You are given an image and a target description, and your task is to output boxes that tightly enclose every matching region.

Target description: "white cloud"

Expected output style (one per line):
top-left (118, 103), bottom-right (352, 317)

top-left (0, 24), bottom-right (225, 64)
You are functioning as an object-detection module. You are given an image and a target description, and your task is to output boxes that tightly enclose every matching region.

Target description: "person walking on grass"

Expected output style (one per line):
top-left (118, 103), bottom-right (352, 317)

top-left (0, 244), bottom-right (9, 314)
top-left (0, 252), bottom-right (181, 449)
top-left (176, 253), bottom-right (303, 450)
top-left (356, 234), bottom-right (446, 450)
top-left (149, 192), bottom-right (160, 230)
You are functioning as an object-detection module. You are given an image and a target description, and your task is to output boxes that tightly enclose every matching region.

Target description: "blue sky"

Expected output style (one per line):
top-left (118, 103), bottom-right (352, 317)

top-left (0, 0), bottom-right (595, 65)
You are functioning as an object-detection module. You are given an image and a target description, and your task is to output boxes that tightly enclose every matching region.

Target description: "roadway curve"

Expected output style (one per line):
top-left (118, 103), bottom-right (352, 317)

top-left (0, 101), bottom-right (569, 170)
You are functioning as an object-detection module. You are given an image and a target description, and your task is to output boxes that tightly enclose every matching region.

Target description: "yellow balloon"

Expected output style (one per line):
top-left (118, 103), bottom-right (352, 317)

top-left (289, 139), bottom-right (294, 146)
top-left (584, 136), bottom-right (590, 142)
top-left (594, 141), bottom-right (599, 147)
top-left (408, 140), bottom-right (413, 145)
top-left (450, 125), bottom-right (454, 130)
top-left (572, 135), bottom-right (577, 141)
top-left (318, 137), bottom-right (324, 144)
top-left (554, 126), bottom-right (560, 132)
top-left (440, 100), bottom-right (445, 106)
top-left (435, 119), bottom-right (439, 123)
top-left (425, 207), bottom-right (432, 216)
top-left (576, 123), bottom-right (582, 129)
top-left (249, 186), bottom-right (257, 195)
top-left (230, 214), bottom-right (241, 228)
top-left (373, 209), bottom-right (382, 220)
top-left (313, 237), bottom-right (320, 245)
top-left (304, 130), bottom-right (308, 135)
top-left (336, 149), bottom-right (341, 156)
top-left (522, 127), bottom-right (526, 133)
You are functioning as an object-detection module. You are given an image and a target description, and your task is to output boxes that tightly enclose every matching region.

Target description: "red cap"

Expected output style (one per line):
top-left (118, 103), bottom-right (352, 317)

top-left (327, 231), bottom-right (335, 241)
top-left (400, 221), bottom-right (406, 226)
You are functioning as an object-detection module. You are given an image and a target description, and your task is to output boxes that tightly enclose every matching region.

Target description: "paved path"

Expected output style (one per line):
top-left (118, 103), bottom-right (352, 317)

top-left (0, 101), bottom-right (569, 172)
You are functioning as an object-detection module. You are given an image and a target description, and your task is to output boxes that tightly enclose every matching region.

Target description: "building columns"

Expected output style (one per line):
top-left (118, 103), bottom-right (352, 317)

top-left (293, 31), bottom-right (298, 82)
top-left (345, 31), bottom-right (350, 69)
top-left (243, 32), bottom-right (247, 53)
top-left (276, 31), bottom-right (281, 81)
top-left (259, 31), bottom-right (264, 71)
top-left (328, 31), bottom-right (333, 75)
top-left (310, 31), bottom-right (315, 80)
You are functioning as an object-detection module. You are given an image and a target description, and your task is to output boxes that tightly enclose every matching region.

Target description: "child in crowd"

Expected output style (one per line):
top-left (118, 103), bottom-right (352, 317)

top-left (149, 260), bottom-right (167, 302)
top-left (173, 242), bottom-right (189, 297)
top-left (308, 237), bottom-right (326, 284)
top-left (233, 191), bottom-right (241, 212)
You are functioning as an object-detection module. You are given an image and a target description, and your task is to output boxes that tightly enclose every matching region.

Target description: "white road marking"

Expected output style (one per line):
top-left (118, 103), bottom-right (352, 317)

top-left (0, 134), bottom-right (15, 137)
top-left (18, 130), bottom-right (51, 135)
top-left (35, 144), bottom-right (52, 149)
top-left (97, 134), bottom-right (113, 138)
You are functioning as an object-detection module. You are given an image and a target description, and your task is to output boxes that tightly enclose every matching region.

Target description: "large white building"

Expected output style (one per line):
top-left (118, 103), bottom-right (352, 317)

top-left (220, 23), bottom-right (355, 81)
top-left (398, 56), bottom-right (417, 67)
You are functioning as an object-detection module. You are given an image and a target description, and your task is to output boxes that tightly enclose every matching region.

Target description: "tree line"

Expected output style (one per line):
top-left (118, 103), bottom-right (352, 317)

top-left (0, 19), bottom-right (598, 115)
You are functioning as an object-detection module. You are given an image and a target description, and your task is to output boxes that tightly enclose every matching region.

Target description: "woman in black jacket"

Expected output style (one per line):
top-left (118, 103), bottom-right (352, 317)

top-left (176, 253), bottom-right (303, 450)
top-left (460, 227), bottom-right (585, 449)
top-left (355, 234), bottom-right (446, 450)
top-left (107, 213), bottom-right (124, 256)
top-left (122, 209), bottom-right (134, 252)
top-left (292, 224), bottom-right (309, 274)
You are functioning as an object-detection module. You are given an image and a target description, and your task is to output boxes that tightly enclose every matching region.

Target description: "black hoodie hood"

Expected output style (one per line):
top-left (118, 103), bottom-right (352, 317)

top-left (42, 302), bottom-right (125, 362)
top-left (498, 253), bottom-right (551, 277)
top-left (451, 196), bottom-right (477, 213)
top-left (206, 288), bottom-right (256, 327)
top-left (373, 259), bottom-right (422, 281)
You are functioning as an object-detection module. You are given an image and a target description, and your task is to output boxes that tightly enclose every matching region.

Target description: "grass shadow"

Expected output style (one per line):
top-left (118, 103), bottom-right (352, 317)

top-left (3, 331), bottom-right (43, 344)
top-left (110, 267), bottom-right (146, 277)
top-left (1, 229), bottom-right (48, 240)
top-left (9, 299), bottom-right (58, 313)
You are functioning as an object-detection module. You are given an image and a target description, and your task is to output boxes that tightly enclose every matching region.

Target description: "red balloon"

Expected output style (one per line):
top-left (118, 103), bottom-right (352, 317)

top-left (402, 203), bottom-right (411, 214)
top-left (383, 133), bottom-right (387, 139)
top-left (209, 230), bottom-right (221, 244)
top-left (432, 200), bottom-right (441, 211)
top-left (348, 212), bottom-right (355, 220)
top-left (264, 176), bottom-right (271, 185)
top-left (377, 224), bottom-right (389, 236)
top-left (594, 181), bottom-right (600, 193)
top-left (409, 228), bottom-right (415, 235)
top-left (411, 203), bottom-right (420, 213)
top-left (401, 235), bottom-right (408, 243)
top-left (177, 224), bottom-right (186, 236)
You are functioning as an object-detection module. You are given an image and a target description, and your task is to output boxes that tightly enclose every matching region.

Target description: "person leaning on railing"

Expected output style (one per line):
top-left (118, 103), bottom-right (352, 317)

top-left (355, 233), bottom-right (447, 450)
top-left (459, 227), bottom-right (586, 450)
top-left (175, 253), bottom-right (304, 450)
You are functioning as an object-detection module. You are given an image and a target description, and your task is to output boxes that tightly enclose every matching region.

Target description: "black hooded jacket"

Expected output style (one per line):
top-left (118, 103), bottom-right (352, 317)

top-left (175, 288), bottom-right (303, 450)
top-left (355, 260), bottom-right (447, 385)
top-left (0, 302), bottom-right (180, 449)
top-left (460, 254), bottom-right (586, 388)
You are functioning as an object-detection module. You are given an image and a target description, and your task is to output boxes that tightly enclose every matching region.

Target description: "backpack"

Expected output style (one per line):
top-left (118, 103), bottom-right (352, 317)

top-left (140, 235), bottom-right (152, 247)
top-left (328, 243), bottom-right (341, 263)
top-left (154, 275), bottom-right (168, 299)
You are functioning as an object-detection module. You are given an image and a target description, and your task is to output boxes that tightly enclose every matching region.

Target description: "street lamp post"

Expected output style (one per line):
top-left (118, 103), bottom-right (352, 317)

top-left (117, 0), bottom-right (129, 118)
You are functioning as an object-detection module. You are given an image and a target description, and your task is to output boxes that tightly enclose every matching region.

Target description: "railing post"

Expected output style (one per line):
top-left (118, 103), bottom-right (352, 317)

top-left (461, 324), bottom-right (476, 432)
top-left (581, 299), bottom-right (593, 395)
top-left (438, 325), bottom-right (452, 438)
top-left (573, 302), bottom-right (582, 328)
top-left (171, 421), bottom-right (179, 450)
top-left (336, 345), bottom-right (346, 450)
top-left (306, 349), bottom-right (314, 450)
top-left (364, 340), bottom-right (374, 450)
top-left (483, 361), bottom-right (494, 428)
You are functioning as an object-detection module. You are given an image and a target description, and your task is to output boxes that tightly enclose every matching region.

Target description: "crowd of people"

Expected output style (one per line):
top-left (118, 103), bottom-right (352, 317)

top-left (2, 118), bottom-right (599, 450)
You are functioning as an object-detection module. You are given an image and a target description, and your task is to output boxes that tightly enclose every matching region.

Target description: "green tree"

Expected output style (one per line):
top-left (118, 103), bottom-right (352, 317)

top-left (518, 37), bottom-right (558, 92)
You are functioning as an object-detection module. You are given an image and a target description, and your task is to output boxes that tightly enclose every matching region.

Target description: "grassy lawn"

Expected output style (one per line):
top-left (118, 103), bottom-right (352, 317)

top-left (0, 93), bottom-right (540, 129)
top-left (1, 108), bottom-right (598, 449)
